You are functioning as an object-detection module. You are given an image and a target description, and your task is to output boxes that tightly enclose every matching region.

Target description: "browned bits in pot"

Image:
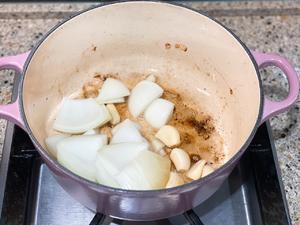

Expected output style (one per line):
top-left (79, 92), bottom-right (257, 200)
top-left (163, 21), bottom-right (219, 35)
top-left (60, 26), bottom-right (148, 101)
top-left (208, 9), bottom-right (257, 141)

top-left (82, 82), bottom-right (99, 98)
top-left (165, 148), bottom-right (172, 154)
top-left (93, 73), bottom-right (102, 79)
top-left (165, 43), bottom-right (171, 49)
top-left (175, 43), bottom-right (188, 52)
top-left (100, 126), bottom-right (112, 140)
top-left (93, 72), bottom-right (118, 81)
top-left (82, 77), bottom-right (104, 98)
top-left (115, 102), bottom-right (128, 118)
top-left (82, 72), bottom-right (119, 98)
top-left (163, 89), bottom-right (182, 102)
top-left (187, 116), bottom-right (215, 140)
top-left (229, 88), bottom-right (233, 95)
top-left (93, 78), bottom-right (103, 89)
top-left (214, 152), bottom-right (225, 163)
top-left (162, 87), bottom-right (225, 166)
top-left (190, 154), bottom-right (201, 163)
top-left (182, 132), bottom-right (193, 144)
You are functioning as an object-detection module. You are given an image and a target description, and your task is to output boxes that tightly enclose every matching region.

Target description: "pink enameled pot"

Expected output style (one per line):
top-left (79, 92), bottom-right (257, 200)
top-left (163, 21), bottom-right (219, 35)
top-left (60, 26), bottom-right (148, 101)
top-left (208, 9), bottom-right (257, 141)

top-left (0, 1), bottom-right (298, 221)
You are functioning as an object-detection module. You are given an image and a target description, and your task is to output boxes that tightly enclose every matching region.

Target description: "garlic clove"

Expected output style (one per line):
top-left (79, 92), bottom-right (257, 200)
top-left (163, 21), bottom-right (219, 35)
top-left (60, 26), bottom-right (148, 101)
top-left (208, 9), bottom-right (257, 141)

top-left (128, 80), bottom-right (163, 117)
top-left (155, 125), bottom-right (180, 147)
top-left (151, 138), bottom-right (165, 153)
top-left (186, 159), bottom-right (206, 180)
top-left (144, 98), bottom-right (174, 129)
top-left (166, 171), bottom-right (184, 188)
top-left (158, 149), bottom-right (167, 156)
top-left (170, 148), bottom-right (191, 172)
top-left (106, 104), bottom-right (120, 125)
top-left (201, 164), bottom-right (215, 178)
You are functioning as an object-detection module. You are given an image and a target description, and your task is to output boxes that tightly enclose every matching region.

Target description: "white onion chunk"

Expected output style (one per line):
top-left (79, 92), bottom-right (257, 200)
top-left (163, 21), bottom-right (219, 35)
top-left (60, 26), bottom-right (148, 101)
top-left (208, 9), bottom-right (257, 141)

top-left (96, 78), bottom-right (130, 102)
top-left (128, 80), bottom-right (163, 117)
top-left (144, 98), bottom-right (174, 128)
top-left (53, 98), bottom-right (111, 134)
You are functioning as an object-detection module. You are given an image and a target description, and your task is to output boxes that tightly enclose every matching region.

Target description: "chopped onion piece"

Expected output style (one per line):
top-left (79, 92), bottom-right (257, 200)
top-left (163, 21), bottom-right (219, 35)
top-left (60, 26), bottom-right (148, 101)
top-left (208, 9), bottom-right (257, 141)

top-left (53, 98), bottom-right (111, 134)
top-left (144, 98), bottom-right (174, 128)
top-left (96, 142), bottom-right (148, 176)
top-left (95, 164), bottom-right (119, 188)
top-left (96, 143), bottom-right (148, 186)
top-left (97, 97), bottom-right (125, 104)
top-left (96, 78), bottom-right (130, 102)
top-left (128, 80), bottom-right (163, 117)
top-left (83, 128), bottom-right (99, 135)
top-left (45, 134), bottom-right (69, 158)
top-left (141, 137), bottom-right (150, 149)
top-left (111, 123), bottom-right (143, 144)
top-left (57, 135), bottom-right (107, 182)
top-left (116, 150), bottom-right (171, 190)
top-left (111, 119), bottom-right (141, 135)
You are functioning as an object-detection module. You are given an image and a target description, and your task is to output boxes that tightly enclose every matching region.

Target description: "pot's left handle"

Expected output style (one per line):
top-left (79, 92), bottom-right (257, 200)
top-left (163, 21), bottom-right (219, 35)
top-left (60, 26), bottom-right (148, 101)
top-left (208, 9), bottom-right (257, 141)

top-left (252, 51), bottom-right (299, 123)
top-left (0, 52), bottom-right (30, 128)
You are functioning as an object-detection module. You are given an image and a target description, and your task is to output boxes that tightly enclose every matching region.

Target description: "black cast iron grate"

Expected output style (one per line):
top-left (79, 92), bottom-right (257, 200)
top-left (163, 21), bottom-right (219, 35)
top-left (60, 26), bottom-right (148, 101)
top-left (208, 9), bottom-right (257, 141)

top-left (89, 209), bottom-right (204, 225)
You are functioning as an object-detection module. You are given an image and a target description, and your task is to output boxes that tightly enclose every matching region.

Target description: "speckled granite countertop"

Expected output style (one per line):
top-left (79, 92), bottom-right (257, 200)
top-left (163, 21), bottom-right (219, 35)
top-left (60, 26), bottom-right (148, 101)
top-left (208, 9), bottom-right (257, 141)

top-left (0, 2), bottom-right (299, 224)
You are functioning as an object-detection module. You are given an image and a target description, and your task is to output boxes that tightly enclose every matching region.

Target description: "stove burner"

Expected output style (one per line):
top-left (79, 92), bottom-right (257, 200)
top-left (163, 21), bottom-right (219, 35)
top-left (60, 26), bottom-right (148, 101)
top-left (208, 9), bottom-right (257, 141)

top-left (89, 210), bottom-right (204, 225)
top-left (90, 213), bottom-right (105, 225)
top-left (183, 210), bottom-right (204, 225)
top-left (0, 123), bottom-right (292, 225)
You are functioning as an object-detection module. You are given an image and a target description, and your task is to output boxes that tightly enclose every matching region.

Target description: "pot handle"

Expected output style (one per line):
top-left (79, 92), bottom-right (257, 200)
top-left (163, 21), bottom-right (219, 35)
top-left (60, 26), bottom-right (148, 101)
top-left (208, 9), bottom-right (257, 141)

top-left (0, 52), bottom-right (30, 128)
top-left (251, 51), bottom-right (299, 123)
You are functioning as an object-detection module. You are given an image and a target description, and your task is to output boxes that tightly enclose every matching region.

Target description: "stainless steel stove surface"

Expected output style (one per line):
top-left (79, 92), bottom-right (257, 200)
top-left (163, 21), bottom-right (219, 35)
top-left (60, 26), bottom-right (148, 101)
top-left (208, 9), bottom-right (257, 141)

top-left (0, 122), bottom-right (291, 225)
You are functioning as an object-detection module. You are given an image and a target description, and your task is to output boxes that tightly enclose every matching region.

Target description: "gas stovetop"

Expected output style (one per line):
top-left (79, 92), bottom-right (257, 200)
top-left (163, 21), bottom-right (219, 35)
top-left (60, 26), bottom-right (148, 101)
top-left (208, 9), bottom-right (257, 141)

top-left (0, 122), bottom-right (291, 225)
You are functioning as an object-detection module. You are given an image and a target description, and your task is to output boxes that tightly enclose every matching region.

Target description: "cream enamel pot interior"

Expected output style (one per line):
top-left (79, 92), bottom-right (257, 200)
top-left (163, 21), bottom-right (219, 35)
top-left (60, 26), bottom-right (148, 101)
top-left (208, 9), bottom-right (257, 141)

top-left (0, 1), bottom-right (299, 221)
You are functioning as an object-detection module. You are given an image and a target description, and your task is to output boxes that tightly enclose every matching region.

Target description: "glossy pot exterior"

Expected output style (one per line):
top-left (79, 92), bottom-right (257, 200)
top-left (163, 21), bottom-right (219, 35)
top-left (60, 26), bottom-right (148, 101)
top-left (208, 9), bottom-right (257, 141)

top-left (0, 1), bottom-right (298, 221)
top-left (48, 151), bottom-right (234, 220)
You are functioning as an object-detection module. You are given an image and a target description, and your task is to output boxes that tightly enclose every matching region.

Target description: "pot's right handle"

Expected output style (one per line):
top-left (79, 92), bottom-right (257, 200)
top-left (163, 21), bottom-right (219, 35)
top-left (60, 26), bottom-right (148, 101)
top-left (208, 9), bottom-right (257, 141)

top-left (0, 52), bottom-right (30, 128)
top-left (251, 51), bottom-right (299, 123)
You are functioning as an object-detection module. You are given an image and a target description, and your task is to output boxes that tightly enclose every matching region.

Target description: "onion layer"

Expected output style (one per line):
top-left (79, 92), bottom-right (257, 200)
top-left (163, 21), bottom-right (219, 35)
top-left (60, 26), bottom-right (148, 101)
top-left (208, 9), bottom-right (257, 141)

top-left (53, 98), bottom-right (111, 134)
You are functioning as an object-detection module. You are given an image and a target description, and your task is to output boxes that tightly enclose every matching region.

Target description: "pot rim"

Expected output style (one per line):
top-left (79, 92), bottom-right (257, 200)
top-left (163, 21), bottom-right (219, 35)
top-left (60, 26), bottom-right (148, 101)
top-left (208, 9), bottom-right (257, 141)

top-left (19, 0), bottom-right (263, 196)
